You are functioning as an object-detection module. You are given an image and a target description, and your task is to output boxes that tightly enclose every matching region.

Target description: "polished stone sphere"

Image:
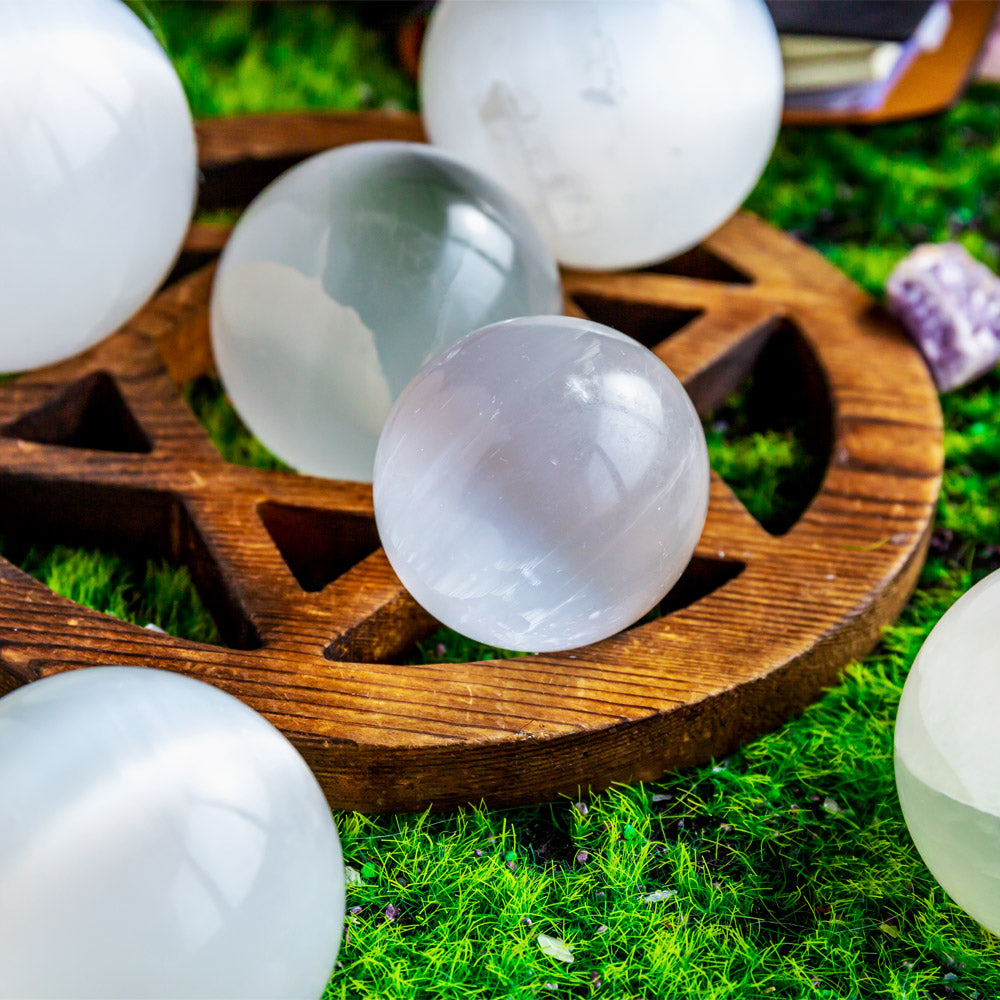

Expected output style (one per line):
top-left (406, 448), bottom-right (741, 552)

top-left (0, 667), bottom-right (344, 1000)
top-left (420, 0), bottom-right (783, 270)
top-left (211, 141), bottom-right (561, 482)
top-left (373, 316), bottom-right (710, 653)
top-left (0, 0), bottom-right (196, 372)
top-left (896, 569), bottom-right (1000, 936)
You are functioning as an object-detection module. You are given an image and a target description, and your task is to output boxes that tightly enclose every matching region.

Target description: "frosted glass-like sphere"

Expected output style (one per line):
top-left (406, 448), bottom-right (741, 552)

top-left (1, 0), bottom-right (197, 373)
top-left (0, 668), bottom-right (343, 1000)
top-left (420, 0), bottom-right (783, 270)
top-left (211, 141), bottom-right (561, 482)
top-left (896, 569), bottom-right (1000, 937)
top-left (373, 316), bottom-right (710, 652)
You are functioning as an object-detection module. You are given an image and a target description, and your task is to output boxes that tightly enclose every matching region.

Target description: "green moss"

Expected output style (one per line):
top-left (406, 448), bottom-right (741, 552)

top-left (193, 207), bottom-right (243, 227)
top-left (184, 375), bottom-right (291, 471)
top-left (1, 540), bottom-right (221, 645)
top-left (326, 562), bottom-right (993, 999)
top-left (405, 626), bottom-right (524, 666)
top-left (746, 84), bottom-right (1000, 297)
top-left (703, 379), bottom-right (825, 534)
top-left (140, 1), bottom-right (415, 117)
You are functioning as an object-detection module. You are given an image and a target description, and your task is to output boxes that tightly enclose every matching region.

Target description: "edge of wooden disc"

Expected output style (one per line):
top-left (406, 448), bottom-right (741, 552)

top-left (0, 112), bottom-right (943, 812)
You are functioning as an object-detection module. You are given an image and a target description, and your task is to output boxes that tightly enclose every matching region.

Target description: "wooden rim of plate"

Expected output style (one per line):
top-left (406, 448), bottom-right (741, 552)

top-left (0, 112), bottom-right (943, 812)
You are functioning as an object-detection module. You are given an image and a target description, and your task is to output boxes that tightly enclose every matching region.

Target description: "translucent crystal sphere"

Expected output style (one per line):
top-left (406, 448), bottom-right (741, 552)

top-left (895, 569), bottom-right (1000, 936)
top-left (0, 667), bottom-right (344, 1000)
top-left (211, 141), bottom-right (561, 482)
top-left (1, 0), bottom-right (196, 373)
top-left (373, 316), bottom-right (710, 652)
top-left (420, 0), bottom-right (783, 270)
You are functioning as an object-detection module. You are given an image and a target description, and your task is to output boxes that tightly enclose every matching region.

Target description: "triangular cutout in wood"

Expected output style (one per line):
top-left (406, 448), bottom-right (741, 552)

top-left (642, 245), bottom-right (753, 284)
top-left (654, 556), bottom-right (746, 618)
top-left (258, 501), bottom-right (380, 592)
top-left (571, 294), bottom-right (703, 352)
top-left (2, 372), bottom-right (152, 454)
top-left (700, 320), bottom-right (833, 536)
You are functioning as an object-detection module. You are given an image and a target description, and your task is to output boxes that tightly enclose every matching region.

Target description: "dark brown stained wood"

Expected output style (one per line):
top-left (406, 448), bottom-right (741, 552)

top-left (194, 111), bottom-right (427, 212)
top-left (0, 112), bottom-right (943, 812)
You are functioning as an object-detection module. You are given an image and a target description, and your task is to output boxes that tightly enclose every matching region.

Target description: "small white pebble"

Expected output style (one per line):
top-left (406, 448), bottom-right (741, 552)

top-left (642, 889), bottom-right (677, 904)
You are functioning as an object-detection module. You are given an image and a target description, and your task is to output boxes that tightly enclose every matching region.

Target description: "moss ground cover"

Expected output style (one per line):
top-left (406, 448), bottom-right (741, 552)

top-left (10, 4), bottom-right (1000, 995)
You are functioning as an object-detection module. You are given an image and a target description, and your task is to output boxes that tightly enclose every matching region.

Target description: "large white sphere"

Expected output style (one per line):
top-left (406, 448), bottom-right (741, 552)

top-left (420, 0), bottom-right (783, 270)
top-left (1, 0), bottom-right (197, 372)
top-left (895, 569), bottom-right (1000, 936)
top-left (0, 667), bottom-right (344, 1000)
top-left (373, 316), bottom-right (710, 652)
top-left (211, 140), bottom-right (561, 483)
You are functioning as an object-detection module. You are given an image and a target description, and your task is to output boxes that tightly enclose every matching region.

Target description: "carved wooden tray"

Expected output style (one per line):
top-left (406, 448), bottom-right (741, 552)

top-left (0, 112), bottom-right (943, 812)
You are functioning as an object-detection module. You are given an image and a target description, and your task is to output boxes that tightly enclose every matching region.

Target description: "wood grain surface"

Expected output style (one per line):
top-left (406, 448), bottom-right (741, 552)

top-left (0, 112), bottom-right (943, 812)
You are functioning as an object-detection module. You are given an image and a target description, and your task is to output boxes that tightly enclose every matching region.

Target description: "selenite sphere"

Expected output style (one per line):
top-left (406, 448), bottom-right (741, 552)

top-left (1, 0), bottom-right (197, 372)
top-left (373, 316), bottom-right (710, 652)
top-left (0, 667), bottom-right (344, 1000)
top-left (210, 141), bottom-right (561, 483)
top-left (420, 0), bottom-right (783, 270)
top-left (895, 569), bottom-right (1000, 937)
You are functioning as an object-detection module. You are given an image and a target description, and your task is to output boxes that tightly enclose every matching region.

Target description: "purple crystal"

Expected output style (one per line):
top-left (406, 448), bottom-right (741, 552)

top-left (887, 243), bottom-right (1000, 391)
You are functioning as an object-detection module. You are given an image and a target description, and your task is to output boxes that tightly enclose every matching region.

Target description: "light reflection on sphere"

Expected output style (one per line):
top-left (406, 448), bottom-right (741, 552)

top-left (0, 667), bottom-right (344, 1000)
top-left (420, 0), bottom-right (783, 270)
top-left (211, 141), bottom-right (561, 482)
top-left (896, 569), bottom-right (1000, 938)
top-left (374, 315), bottom-right (710, 653)
top-left (0, 0), bottom-right (196, 372)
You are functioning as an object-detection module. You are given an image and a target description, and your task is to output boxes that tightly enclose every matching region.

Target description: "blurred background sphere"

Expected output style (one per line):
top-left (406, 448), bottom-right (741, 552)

top-left (896, 569), bottom-right (1000, 938)
top-left (420, 0), bottom-right (783, 270)
top-left (0, 0), bottom-right (196, 372)
top-left (0, 667), bottom-right (344, 1000)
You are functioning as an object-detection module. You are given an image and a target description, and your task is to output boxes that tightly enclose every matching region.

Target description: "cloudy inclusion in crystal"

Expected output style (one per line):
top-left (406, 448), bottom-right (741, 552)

top-left (211, 141), bottom-right (561, 483)
top-left (895, 568), bottom-right (1000, 936)
top-left (373, 316), bottom-right (710, 653)
top-left (420, 0), bottom-right (782, 269)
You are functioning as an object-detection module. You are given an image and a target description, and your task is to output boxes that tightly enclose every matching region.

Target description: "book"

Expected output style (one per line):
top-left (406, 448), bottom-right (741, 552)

top-left (781, 38), bottom-right (903, 90)
top-left (766, 1), bottom-right (941, 42)
top-left (779, 0), bottom-right (953, 111)
top-left (782, 0), bottom-right (998, 126)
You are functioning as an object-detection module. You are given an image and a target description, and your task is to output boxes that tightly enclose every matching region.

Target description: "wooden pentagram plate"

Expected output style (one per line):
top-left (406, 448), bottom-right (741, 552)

top-left (0, 112), bottom-right (943, 812)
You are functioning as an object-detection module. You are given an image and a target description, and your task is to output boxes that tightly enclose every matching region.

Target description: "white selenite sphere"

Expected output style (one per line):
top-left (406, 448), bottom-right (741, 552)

top-left (211, 140), bottom-right (561, 483)
top-left (420, 0), bottom-right (783, 270)
top-left (0, 667), bottom-right (344, 1000)
top-left (373, 315), bottom-right (710, 653)
top-left (0, 0), bottom-right (197, 373)
top-left (896, 569), bottom-right (1000, 937)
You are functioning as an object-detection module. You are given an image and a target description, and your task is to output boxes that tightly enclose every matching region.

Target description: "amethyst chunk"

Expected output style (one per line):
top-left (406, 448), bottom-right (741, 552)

top-left (887, 243), bottom-right (1000, 391)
